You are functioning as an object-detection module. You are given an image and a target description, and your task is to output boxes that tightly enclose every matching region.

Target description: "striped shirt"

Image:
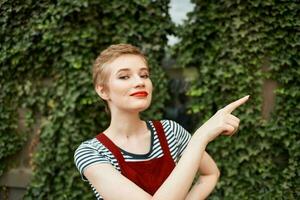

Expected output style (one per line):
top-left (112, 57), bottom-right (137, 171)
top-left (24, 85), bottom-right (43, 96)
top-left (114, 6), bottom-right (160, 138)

top-left (74, 119), bottom-right (191, 200)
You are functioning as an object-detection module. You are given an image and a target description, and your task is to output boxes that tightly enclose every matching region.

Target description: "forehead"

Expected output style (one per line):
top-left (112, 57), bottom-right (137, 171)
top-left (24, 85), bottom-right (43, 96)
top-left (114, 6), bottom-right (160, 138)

top-left (107, 54), bottom-right (148, 73)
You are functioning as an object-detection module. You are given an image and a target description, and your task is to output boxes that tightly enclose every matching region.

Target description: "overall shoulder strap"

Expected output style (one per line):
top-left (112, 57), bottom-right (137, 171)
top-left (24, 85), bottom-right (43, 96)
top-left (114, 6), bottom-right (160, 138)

top-left (96, 133), bottom-right (125, 165)
top-left (152, 120), bottom-right (173, 158)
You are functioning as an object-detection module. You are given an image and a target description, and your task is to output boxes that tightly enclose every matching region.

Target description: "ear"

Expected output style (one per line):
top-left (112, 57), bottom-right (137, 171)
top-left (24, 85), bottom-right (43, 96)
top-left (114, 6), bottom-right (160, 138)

top-left (95, 84), bottom-right (110, 100)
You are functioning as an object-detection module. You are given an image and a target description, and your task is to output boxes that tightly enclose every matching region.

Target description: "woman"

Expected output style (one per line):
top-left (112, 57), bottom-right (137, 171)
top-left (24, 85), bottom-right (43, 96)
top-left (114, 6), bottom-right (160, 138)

top-left (74, 44), bottom-right (249, 200)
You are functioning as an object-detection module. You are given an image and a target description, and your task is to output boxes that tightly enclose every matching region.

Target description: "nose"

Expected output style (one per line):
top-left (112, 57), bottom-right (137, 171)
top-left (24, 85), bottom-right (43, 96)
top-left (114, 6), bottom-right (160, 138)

top-left (133, 75), bottom-right (145, 88)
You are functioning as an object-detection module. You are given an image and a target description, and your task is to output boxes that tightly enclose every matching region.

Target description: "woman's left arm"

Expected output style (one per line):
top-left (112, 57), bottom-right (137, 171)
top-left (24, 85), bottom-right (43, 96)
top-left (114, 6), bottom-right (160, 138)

top-left (185, 151), bottom-right (220, 200)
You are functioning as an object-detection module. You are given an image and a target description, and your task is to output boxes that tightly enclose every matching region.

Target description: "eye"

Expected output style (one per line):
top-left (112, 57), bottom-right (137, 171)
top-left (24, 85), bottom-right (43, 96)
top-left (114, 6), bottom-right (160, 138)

top-left (119, 75), bottom-right (130, 80)
top-left (140, 73), bottom-right (149, 79)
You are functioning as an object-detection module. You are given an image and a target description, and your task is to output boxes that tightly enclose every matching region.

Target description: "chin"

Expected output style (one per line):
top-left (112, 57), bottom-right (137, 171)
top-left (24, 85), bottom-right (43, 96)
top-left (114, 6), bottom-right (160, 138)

top-left (128, 102), bottom-right (151, 112)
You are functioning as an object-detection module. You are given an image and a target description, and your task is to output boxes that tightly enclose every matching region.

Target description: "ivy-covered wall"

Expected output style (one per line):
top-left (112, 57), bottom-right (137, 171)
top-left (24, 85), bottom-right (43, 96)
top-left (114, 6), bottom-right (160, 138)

top-left (1, 0), bottom-right (299, 199)
top-left (175, 0), bottom-right (299, 199)
top-left (1, 0), bottom-right (173, 199)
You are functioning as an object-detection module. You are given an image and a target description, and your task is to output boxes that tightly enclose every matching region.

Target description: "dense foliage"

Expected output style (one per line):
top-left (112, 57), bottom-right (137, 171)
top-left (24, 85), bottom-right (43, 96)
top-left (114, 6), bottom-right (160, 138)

top-left (1, 0), bottom-right (173, 199)
top-left (2, 0), bottom-right (299, 199)
top-left (175, 0), bottom-right (299, 199)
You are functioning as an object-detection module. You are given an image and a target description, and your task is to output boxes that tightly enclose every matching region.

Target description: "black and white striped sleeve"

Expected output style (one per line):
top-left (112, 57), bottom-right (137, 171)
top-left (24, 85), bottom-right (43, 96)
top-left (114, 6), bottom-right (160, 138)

top-left (74, 140), bottom-right (110, 181)
top-left (167, 120), bottom-right (192, 158)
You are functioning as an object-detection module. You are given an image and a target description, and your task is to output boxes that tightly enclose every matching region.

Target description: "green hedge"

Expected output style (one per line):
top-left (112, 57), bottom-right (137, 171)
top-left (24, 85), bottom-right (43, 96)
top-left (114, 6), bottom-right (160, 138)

top-left (175, 0), bottom-right (299, 199)
top-left (1, 0), bottom-right (173, 199)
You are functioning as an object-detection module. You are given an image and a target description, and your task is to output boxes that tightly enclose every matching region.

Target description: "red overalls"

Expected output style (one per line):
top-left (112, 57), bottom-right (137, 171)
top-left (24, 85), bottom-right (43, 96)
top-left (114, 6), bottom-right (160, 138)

top-left (96, 120), bottom-right (176, 195)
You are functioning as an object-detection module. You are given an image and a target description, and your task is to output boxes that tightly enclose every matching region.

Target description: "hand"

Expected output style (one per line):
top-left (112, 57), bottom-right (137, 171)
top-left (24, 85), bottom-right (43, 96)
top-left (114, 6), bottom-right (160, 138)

top-left (197, 95), bottom-right (250, 143)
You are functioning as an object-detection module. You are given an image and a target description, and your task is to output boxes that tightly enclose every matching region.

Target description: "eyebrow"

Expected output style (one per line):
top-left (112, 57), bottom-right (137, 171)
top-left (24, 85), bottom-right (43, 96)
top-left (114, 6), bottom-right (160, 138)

top-left (116, 67), bottom-right (149, 74)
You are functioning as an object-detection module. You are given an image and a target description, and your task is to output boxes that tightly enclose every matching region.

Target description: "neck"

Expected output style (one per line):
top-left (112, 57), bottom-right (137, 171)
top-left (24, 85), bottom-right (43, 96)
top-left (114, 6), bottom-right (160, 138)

top-left (105, 109), bottom-right (146, 139)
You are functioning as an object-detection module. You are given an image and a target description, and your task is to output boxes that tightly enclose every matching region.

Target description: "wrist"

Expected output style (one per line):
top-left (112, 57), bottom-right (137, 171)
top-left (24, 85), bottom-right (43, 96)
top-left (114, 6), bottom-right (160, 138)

top-left (194, 127), bottom-right (210, 145)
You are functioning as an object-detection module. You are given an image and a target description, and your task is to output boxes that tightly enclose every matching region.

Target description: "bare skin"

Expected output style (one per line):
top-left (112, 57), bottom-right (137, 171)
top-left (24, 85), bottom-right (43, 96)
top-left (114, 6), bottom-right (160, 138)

top-left (85, 54), bottom-right (249, 200)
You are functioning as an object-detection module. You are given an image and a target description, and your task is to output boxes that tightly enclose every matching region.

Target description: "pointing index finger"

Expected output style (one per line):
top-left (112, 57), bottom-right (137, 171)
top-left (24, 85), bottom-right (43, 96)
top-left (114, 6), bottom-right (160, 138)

top-left (223, 95), bottom-right (250, 113)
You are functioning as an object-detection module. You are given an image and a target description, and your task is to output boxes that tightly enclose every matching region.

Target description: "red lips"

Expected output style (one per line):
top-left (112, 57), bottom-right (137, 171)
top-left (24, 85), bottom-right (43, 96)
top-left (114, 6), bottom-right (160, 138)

top-left (130, 91), bottom-right (148, 97)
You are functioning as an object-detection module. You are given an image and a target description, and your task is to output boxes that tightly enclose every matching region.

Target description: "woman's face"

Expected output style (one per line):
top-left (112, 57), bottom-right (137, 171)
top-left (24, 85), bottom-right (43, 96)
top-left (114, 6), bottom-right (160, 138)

top-left (98, 54), bottom-right (153, 113)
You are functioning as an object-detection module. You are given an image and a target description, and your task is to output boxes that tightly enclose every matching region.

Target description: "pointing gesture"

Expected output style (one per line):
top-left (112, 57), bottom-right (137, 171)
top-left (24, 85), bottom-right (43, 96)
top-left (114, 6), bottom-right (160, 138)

top-left (197, 95), bottom-right (250, 143)
top-left (222, 95), bottom-right (250, 114)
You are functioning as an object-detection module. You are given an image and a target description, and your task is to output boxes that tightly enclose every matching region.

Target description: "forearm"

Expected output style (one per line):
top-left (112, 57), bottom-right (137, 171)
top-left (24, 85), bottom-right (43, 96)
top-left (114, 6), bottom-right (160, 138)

top-left (184, 151), bottom-right (220, 200)
top-left (151, 96), bottom-right (249, 200)
top-left (185, 174), bottom-right (219, 200)
top-left (153, 129), bottom-right (209, 200)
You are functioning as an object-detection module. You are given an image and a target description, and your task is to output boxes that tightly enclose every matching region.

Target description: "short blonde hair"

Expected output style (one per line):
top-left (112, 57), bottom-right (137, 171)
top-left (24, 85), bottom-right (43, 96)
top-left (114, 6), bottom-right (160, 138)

top-left (92, 44), bottom-right (148, 87)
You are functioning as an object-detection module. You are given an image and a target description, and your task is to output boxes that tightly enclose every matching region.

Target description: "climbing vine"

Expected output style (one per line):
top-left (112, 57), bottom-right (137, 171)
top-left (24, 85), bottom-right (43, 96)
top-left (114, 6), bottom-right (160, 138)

top-left (2, 0), bottom-right (299, 199)
top-left (175, 0), bottom-right (299, 199)
top-left (1, 0), bottom-right (173, 199)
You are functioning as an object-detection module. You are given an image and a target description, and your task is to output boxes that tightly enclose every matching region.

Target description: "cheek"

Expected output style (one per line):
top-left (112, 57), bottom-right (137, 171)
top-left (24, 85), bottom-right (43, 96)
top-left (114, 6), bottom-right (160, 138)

top-left (109, 81), bottom-right (129, 96)
top-left (148, 80), bottom-right (153, 93)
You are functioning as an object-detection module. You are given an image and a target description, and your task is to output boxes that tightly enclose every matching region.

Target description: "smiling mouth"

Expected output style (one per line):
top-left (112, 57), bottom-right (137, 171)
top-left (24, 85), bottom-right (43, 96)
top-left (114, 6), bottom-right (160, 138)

top-left (130, 91), bottom-right (148, 97)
